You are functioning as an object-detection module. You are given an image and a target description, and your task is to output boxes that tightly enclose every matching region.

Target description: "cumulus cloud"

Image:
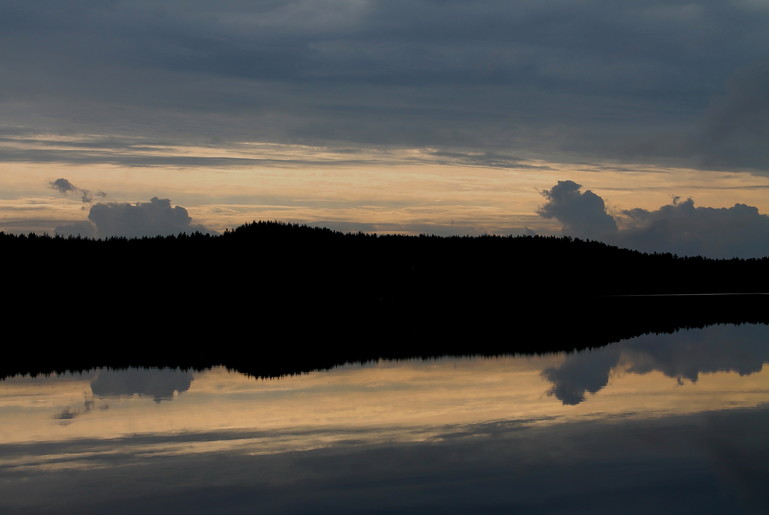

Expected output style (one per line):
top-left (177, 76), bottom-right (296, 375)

top-left (55, 197), bottom-right (216, 239)
top-left (538, 181), bottom-right (769, 258)
top-left (49, 177), bottom-right (106, 204)
top-left (55, 220), bottom-right (98, 238)
top-left (537, 180), bottom-right (617, 240)
top-left (619, 198), bottom-right (769, 258)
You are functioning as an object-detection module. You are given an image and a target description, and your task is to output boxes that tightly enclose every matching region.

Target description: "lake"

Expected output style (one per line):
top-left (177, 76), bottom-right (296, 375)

top-left (1, 323), bottom-right (768, 514)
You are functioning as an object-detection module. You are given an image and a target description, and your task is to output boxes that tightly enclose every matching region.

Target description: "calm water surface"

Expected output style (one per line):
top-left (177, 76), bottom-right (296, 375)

top-left (1, 324), bottom-right (768, 514)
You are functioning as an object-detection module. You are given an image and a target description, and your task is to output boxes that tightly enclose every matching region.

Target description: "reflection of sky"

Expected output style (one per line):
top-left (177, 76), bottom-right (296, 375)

top-left (1, 327), bottom-right (768, 447)
top-left (544, 323), bottom-right (769, 405)
top-left (0, 324), bottom-right (768, 513)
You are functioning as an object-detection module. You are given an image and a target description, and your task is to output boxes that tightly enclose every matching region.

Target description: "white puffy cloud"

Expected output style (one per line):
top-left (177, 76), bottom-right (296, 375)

top-left (618, 198), bottom-right (769, 258)
top-left (539, 181), bottom-right (769, 258)
top-left (537, 180), bottom-right (617, 240)
top-left (55, 197), bottom-right (216, 239)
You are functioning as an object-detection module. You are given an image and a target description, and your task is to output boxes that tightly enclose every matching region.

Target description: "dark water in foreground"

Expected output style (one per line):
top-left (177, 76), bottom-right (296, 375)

top-left (1, 324), bottom-right (768, 514)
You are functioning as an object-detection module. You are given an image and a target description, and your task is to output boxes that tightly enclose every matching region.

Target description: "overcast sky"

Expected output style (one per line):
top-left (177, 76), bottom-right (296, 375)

top-left (1, 0), bottom-right (768, 256)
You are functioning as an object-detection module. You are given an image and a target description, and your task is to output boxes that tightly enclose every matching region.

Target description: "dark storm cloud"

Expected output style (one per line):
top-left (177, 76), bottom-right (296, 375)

top-left (0, 0), bottom-right (767, 171)
top-left (539, 181), bottom-right (769, 258)
top-left (55, 197), bottom-right (216, 238)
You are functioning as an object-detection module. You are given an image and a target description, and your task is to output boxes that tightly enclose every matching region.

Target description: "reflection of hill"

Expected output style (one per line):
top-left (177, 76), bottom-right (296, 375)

top-left (2, 222), bottom-right (769, 378)
top-left (5, 293), bottom-right (768, 380)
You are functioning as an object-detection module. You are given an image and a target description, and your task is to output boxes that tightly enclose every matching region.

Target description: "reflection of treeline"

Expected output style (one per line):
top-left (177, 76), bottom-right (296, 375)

top-left (3, 221), bottom-right (769, 378)
top-left (3, 294), bottom-right (768, 380)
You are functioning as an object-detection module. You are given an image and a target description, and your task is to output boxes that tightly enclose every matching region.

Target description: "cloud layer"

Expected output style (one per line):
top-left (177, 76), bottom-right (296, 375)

top-left (0, 0), bottom-right (767, 172)
top-left (539, 180), bottom-right (769, 258)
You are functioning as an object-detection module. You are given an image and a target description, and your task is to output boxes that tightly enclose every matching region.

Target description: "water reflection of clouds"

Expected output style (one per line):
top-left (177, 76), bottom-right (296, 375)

top-left (1, 331), bottom-right (768, 449)
top-left (543, 324), bottom-right (769, 405)
top-left (53, 396), bottom-right (107, 424)
top-left (0, 357), bottom-right (562, 448)
top-left (1, 327), bottom-right (768, 513)
top-left (90, 368), bottom-right (194, 403)
top-left (46, 369), bottom-right (193, 425)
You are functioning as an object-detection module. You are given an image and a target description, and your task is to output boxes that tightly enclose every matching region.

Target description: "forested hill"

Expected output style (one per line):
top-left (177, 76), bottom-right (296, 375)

top-left (3, 221), bottom-right (769, 377)
top-left (4, 220), bottom-right (769, 299)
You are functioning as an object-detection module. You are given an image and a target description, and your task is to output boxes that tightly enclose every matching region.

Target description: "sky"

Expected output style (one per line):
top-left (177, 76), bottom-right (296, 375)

top-left (1, 0), bottom-right (768, 257)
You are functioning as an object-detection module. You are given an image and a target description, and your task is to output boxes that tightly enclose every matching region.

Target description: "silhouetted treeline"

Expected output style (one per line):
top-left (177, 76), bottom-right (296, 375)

top-left (5, 221), bottom-right (769, 297)
top-left (2, 222), bottom-right (768, 378)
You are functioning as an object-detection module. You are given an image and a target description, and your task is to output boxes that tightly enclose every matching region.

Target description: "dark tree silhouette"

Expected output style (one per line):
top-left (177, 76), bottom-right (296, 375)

top-left (2, 222), bottom-right (768, 378)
